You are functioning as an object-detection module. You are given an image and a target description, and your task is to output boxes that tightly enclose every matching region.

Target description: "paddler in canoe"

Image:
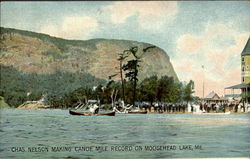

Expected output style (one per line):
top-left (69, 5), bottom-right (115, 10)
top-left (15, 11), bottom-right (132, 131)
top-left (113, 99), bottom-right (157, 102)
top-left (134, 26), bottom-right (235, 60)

top-left (69, 102), bottom-right (115, 116)
top-left (89, 103), bottom-right (99, 114)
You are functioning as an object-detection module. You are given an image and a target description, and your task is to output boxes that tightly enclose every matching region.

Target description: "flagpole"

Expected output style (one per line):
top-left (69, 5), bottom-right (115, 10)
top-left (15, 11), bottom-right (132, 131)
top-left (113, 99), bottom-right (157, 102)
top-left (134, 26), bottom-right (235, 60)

top-left (202, 65), bottom-right (205, 99)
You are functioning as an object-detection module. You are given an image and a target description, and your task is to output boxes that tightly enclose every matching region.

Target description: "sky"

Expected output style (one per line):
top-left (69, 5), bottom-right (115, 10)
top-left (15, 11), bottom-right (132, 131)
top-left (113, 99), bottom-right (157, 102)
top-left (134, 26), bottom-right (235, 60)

top-left (1, 1), bottom-right (250, 97)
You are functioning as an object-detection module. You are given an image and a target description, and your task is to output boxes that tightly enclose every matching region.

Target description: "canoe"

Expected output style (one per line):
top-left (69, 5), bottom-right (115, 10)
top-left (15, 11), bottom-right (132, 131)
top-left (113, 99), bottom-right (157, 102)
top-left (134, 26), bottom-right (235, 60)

top-left (69, 110), bottom-right (115, 116)
top-left (128, 111), bottom-right (147, 114)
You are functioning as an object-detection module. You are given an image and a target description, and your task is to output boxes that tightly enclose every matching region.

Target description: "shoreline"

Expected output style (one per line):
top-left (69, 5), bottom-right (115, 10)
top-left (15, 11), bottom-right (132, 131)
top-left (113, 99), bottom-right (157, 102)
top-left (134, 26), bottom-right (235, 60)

top-left (1, 108), bottom-right (250, 114)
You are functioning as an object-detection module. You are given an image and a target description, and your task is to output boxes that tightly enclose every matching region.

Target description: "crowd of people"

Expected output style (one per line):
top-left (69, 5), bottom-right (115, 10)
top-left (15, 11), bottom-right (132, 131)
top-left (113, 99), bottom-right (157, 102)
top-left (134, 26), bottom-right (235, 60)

top-left (136, 101), bottom-right (249, 113)
top-left (85, 100), bottom-right (249, 114)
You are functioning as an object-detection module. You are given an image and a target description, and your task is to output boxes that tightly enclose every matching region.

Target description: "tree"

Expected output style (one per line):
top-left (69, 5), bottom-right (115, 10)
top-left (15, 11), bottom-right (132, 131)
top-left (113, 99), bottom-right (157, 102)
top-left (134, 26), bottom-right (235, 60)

top-left (159, 76), bottom-right (181, 103)
top-left (124, 80), bottom-right (134, 104)
top-left (122, 45), bottom-right (155, 106)
top-left (140, 75), bottom-right (158, 104)
top-left (183, 80), bottom-right (195, 104)
top-left (122, 46), bottom-right (140, 106)
top-left (157, 76), bottom-right (170, 102)
top-left (117, 51), bottom-right (129, 102)
top-left (169, 82), bottom-right (181, 103)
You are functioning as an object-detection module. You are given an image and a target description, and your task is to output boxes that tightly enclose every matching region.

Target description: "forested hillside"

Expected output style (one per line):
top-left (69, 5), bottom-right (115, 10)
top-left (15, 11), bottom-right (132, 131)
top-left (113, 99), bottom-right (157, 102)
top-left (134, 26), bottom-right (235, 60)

top-left (0, 65), bottom-right (105, 107)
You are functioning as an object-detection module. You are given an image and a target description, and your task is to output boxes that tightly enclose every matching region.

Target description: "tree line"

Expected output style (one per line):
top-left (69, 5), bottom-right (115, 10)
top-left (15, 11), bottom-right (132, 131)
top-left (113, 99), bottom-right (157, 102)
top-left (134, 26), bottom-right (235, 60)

top-left (0, 46), bottom-right (195, 108)
top-left (0, 65), bottom-right (105, 107)
top-left (43, 75), bottom-right (195, 108)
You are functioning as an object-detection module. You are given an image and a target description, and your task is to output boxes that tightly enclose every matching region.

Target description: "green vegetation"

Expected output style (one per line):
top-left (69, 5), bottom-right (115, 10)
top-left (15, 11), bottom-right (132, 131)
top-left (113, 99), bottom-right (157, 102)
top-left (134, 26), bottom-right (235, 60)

top-left (0, 96), bottom-right (10, 109)
top-left (139, 75), bottom-right (182, 104)
top-left (0, 65), bottom-right (105, 107)
top-left (183, 80), bottom-right (195, 104)
top-left (120, 46), bottom-right (194, 105)
top-left (74, 75), bottom-right (194, 106)
top-left (0, 64), bottom-right (194, 108)
top-left (120, 46), bottom-right (157, 106)
top-left (138, 76), bottom-right (193, 104)
top-left (122, 46), bottom-right (141, 106)
top-left (42, 49), bottom-right (66, 60)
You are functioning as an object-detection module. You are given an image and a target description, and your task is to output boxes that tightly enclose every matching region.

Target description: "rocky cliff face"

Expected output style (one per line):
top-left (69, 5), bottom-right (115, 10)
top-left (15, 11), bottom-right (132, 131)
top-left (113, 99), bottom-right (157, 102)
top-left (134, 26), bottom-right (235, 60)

top-left (0, 27), bottom-right (178, 81)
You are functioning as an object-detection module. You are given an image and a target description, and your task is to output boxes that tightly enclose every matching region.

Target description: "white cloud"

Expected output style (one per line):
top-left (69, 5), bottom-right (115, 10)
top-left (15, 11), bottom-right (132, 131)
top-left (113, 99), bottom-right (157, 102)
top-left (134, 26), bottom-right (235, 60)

top-left (104, 1), bottom-right (178, 29)
top-left (177, 34), bottom-right (204, 54)
top-left (174, 22), bottom-right (249, 97)
top-left (40, 16), bottom-right (98, 39)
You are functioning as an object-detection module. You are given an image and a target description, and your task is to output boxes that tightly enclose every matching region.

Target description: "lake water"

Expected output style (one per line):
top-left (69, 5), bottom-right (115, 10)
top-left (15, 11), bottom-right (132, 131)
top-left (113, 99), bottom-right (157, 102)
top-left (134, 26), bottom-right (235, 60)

top-left (0, 109), bottom-right (249, 159)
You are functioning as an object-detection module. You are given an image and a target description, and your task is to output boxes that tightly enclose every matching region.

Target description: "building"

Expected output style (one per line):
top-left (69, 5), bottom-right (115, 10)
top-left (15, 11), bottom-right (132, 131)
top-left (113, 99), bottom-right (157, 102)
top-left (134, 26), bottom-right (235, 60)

top-left (241, 37), bottom-right (250, 83)
top-left (225, 37), bottom-right (250, 105)
top-left (204, 91), bottom-right (228, 104)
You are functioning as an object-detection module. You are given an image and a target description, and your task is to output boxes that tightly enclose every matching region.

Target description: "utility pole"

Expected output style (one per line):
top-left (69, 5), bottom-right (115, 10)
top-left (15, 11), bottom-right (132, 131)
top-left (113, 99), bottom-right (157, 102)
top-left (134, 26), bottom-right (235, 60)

top-left (201, 65), bottom-right (205, 112)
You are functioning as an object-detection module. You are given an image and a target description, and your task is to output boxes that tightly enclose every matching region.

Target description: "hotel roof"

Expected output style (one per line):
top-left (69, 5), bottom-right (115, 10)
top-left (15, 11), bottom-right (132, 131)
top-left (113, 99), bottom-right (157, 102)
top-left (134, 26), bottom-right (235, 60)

top-left (241, 37), bottom-right (250, 56)
top-left (225, 83), bottom-right (250, 89)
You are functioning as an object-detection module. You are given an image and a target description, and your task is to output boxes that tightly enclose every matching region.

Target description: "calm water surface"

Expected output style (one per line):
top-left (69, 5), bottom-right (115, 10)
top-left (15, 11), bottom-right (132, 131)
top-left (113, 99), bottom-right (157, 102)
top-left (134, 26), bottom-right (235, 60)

top-left (0, 109), bottom-right (249, 159)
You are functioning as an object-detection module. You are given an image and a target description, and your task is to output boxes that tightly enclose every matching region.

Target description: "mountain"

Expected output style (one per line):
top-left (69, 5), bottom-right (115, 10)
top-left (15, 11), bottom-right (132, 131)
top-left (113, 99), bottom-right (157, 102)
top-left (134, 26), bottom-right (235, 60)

top-left (0, 27), bottom-right (178, 81)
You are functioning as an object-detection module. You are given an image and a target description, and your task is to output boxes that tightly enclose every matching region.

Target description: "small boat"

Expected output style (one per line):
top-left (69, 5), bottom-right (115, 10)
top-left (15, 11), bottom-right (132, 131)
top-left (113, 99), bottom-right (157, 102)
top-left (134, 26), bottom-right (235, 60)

top-left (69, 110), bottom-right (115, 116)
top-left (193, 112), bottom-right (231, 115)
top-left (128, 111), bottom-right (147, 114)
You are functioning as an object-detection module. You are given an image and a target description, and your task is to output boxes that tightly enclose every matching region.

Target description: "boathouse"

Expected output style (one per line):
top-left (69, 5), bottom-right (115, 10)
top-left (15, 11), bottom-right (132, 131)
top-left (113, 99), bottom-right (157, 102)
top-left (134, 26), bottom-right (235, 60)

top-left (204, 91), bottom-right (228, 104)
